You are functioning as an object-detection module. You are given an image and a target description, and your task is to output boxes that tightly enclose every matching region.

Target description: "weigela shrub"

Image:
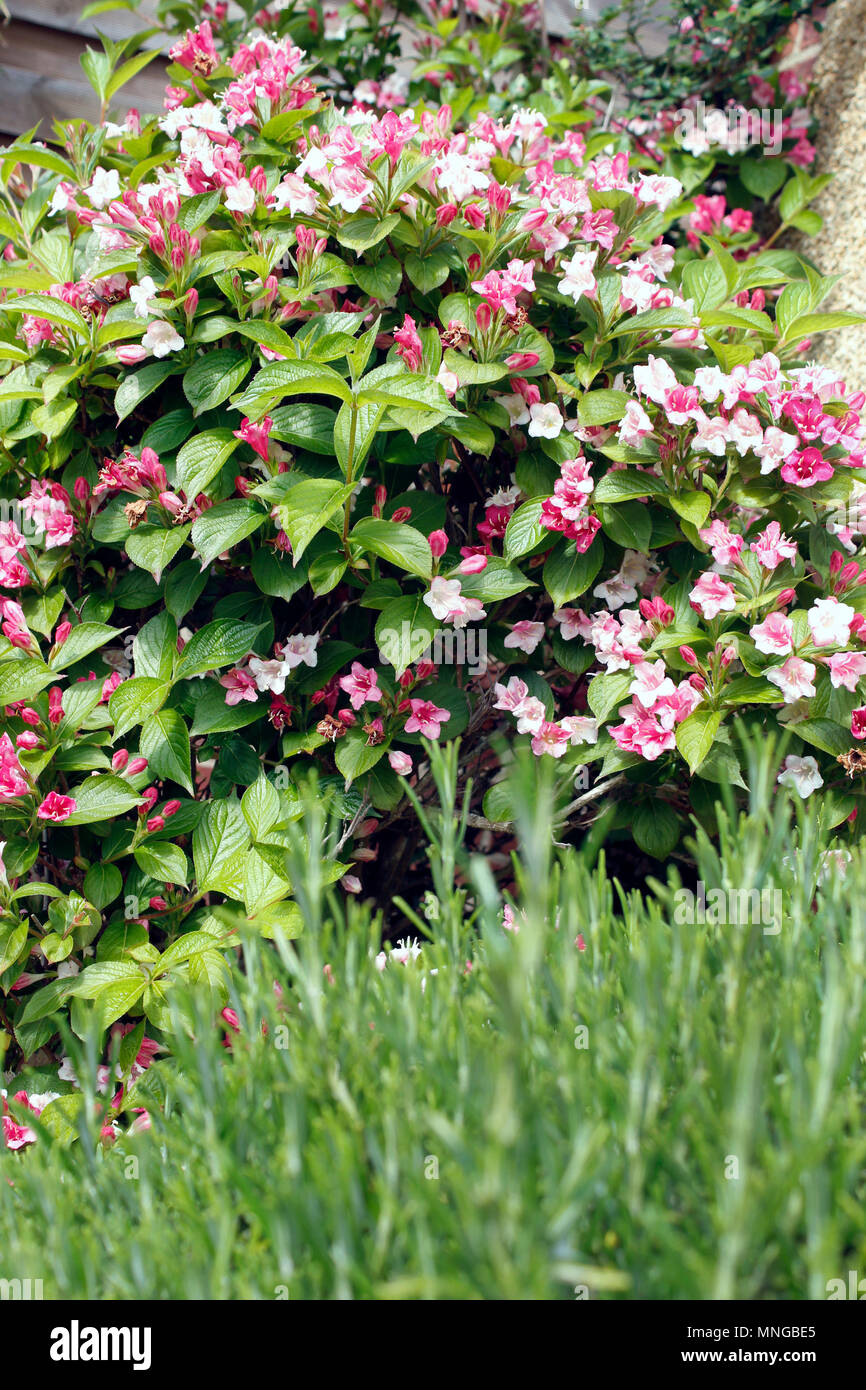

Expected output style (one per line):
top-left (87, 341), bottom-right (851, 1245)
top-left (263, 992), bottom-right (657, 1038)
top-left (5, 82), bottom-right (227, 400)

top-left (0, 18), bottom-right (864, 1075)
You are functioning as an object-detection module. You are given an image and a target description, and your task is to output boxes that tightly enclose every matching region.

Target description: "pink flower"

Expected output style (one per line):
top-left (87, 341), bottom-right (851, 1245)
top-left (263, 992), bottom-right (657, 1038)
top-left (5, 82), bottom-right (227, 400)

top-left (826, 652), bottom-right (866, 692)
top-left (0, 732), bottom-right (28, 801)
top-left (394, 314), bottom-right (423, 373)
top-left (531, 721), bottom-right (572, 758)
top-left (851, 707), bottom-right (866, 740)
top-left (699, 519), bottom-right (744, 567)
top-left (168, 19), bottom-right (218, 75)
top-left (37, 791), bottom-right (77, 822)
top-left (233, 415), bottom-right (273, 462)
top-left (404, 699), bottom-right (451, 739)
top-left (750, 612), bottom-right (794, 656)
top-left (689, 572), bottom-right (736, 620)
top-left (338, 662), bottom-right (383, 710)
top-left (808, 597), bottom-right (856, 648)
top-left (220, 668), bottom-right (259, 705)
top-left (780, 448), bottom-right (834, 487)
top-left (633, 355), bottom-right (679, 405)
top-left (504, 621), bottom-right (545, 654)
top-left (750, 521), bottom-right (797, 570)
top-left (766, 656), bottom-right (817, 702)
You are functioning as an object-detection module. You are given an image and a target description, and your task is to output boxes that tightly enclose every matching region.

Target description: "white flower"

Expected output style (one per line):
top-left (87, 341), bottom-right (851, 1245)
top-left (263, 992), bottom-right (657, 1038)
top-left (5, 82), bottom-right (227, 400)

top-left (777, 754), bottom-right (823, 799)
top-left (323, 8), bottom-right (347, 39)
top-left (249, 657), bottom-right (288, 694)
top-left (436, 152), bottom-right (489, 202)
top-left (86, 166), bottom-right (121, 209)
top-left (496, 393), bottom-right (530, 426)
top-left (557, 249), bottom-right (597, 303)
top-left (528, 402), bottom-right (563, 439)
top-left (807, 597), bottom-right (855, 648)
top-left (141, 319), bottom-right (184, 358)
top-left (225, 179), bottom-right (257, 213)
top-left (272, 173), bottom-right (317, 216)
top-left (424, 576), bottom-right (464, 622)
top-left (130, 276), bottom-right (158, 320)
top-left (281, 633), bottom-right (319, 668)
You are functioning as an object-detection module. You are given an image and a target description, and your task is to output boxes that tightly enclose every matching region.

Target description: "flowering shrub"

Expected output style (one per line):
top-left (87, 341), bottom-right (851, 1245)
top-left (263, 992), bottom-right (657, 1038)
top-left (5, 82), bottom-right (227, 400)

top-left (0, 13), bottom-right (864, 1080)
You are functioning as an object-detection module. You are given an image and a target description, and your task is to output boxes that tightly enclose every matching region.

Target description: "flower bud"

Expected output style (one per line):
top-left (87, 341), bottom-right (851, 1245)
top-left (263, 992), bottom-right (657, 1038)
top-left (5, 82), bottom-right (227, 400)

top-left (428, 529), bottom-right (448, 557)
top-left (679, 645), bottom-right (698, 667)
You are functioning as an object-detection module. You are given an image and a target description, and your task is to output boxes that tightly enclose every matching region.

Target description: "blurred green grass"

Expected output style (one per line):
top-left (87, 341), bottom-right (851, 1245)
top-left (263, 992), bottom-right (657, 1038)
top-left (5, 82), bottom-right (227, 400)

top-left (2, 737), bottom-right (865, 1299)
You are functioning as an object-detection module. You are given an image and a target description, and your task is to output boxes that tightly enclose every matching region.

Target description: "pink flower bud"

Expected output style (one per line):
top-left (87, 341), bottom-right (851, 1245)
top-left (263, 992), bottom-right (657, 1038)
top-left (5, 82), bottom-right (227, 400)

top-left (679, 645), bottom-right (698, 667)
top-left (415, 659), bottom-right (436, 679)
top-left (54, 621), bottom-right (71, 647)
top-left (112, 749), bottom-right (129, 771)
top-left (117, 345), bottom-right (148, 366)
top-left (830, 550), bottom-right (845, 576)
top-left (146, 816), bottom-right (165, 832)
top-left (74, 477), bottom-right (91, 502)
top-left (475, 302), bottom-right (491, 332)
top-left (520, 208), bottom-right (547, 231)
top-left (688, 673), bottom-right (707, 692)
top-left (127, 757), bottom-right (148, 776)
top-left (428, 529), bottom-right (448, 557)
top-left (435, 203), bottom-right (458, 227)
top-left (458, 553), bottom-right (487, 574)
top-left (149, 896), bottom-right (168, 911)
top-left (391, 506), bottom-right (412, 523)
top-left (141, 786), bottom-right (159, 812)
top-left (163, 799), bottom-right (181, 817)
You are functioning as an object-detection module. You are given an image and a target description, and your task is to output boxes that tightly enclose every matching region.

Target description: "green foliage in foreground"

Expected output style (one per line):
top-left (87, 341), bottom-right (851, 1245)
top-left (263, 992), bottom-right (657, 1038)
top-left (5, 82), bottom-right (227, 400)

top-left (1, 741), bottom-right (865, 1300)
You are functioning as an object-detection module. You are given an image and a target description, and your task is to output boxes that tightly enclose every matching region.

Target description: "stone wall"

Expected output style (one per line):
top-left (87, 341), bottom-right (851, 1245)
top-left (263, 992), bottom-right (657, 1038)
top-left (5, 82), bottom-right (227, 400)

top-left (793, 0), bottom-right (866, 384)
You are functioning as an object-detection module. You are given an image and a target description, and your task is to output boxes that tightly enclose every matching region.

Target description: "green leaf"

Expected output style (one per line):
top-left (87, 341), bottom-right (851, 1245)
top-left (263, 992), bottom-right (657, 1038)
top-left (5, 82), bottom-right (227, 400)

top-left (109, 676), bottom-right (171, 738)
top-left (50, 622), bottom-right (120, 671)
top-left (63, 775), bottom-right (145, 825)
top-left (542, 536), bottom-right (603, 607)
top-left (176, 619), bottom-right (263, 680)
top-left (0, 657), bottom-right (55, 705)
top-left (241, 775), bottom-right (281, 839)
top-left (125, 524), bottom-right (191, 584)
top-left (274, 479), bottom-right (355, 564)
top-left (335, 727), bottom-right (387, 787)
top-left (176, 428), bottom-right (242, 497)
top-left (191, 500), bottom-right (266, 569)
top-left (350, 518), bottom-right (432, 579)
top-left (133, 612), bottom-right (177, 681)
top-left (193, 799), bottom-right (250, 898)
top-left (676, 708), bottom-right (721, 775)
top-left (233, 359), bottom-right (353, 414)
top-left (597, 500), bottom-right (652, 554)
top-left (134, 840), bottom-right (189, 887)
top-left (632, 801), bottom-right (682, 858)
top-left (336, 212), bottom-right (400, 253)
top-left (458, 557), bottom-right (532, 601)
top-left (594, 470), bottom-right (668, 504)
top-left (578, 389), bottom-right (630, 427)
top-left (791, 719), bottom-right (852, 757)
top-left (183, 349), bottom-right (250, 415)
top-left (504, 500), bottom-right (547, 561)
top-left (139, 709), bottom-right (193, 794)
top-left (82, 863), bottom-right (123, 910)
top-left (587, 669), bottom-right (633, 723)
top-left (115, 360), bottom-right (177, 423)
top-left (406, 249), bottom-right (451, 293)
top-left (375, 595), bottom-right (438, 676)
top-left (670, 491), bottom-right (711, 530)
top-left (268, 402), bottom-right (338, 454)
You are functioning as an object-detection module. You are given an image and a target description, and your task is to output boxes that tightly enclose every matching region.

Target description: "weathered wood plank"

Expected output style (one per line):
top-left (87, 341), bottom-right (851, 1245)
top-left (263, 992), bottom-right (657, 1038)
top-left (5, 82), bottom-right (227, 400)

top-left (0, 18), bottom-right (168, 137)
